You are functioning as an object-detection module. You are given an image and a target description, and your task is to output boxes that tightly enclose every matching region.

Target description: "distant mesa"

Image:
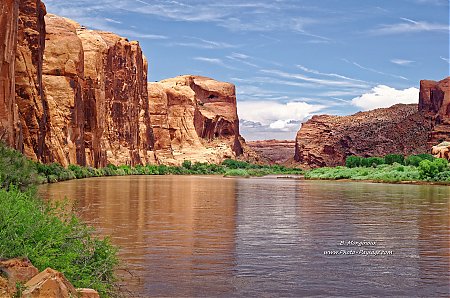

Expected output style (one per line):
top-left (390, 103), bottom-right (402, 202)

top-left (294, 77), bottom-right (450, 168)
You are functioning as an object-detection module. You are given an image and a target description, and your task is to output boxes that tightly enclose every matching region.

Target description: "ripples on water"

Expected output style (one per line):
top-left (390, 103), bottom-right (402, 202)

top-left (39, 176), bottom-right (450, 297)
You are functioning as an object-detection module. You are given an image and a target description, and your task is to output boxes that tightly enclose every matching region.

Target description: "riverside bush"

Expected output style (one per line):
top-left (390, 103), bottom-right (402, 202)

top-left (418, 158), bottom-right (449, 179)
top-left (0, 143), bottom-right (38, 190)
top-left (0, 188), bottom-right (117, 297)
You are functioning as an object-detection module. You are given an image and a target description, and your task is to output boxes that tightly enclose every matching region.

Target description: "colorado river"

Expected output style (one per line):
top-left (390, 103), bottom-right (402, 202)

top-left (39, 176), bottom-right (450, 297)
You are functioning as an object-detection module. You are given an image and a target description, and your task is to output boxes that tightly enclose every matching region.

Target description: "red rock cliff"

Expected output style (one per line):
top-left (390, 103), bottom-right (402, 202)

top-left (42, 14), bottom-right (86, 166)
top-left (1, 2), bottom-right (247, 166)
top-left (294, 104), bottom-right (431, 168)
top-left (78, 29), bottom-right (153, 167)
top-left (0, 0), bottom-right (21, 148)
top-left (15, 0), bottom-right (48, 161)
top-left (419, 77), bottom-right (450, 144)
top-left (148, 75), bottom-right (243, 165)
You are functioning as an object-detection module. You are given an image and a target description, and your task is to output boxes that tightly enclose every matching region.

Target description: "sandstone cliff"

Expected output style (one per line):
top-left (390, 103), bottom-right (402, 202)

top-left (294, 104), bottom-right (431, 168)
top-left (247, 140), bottom-right (295, 164)
top-left (1, 2), bottom-right (246, 166)
top-left (42, 14), bottom-right (86, 166)
top-left (148, 75), bottom-right (243, 165)
top-left (77, 29), bottom-right (153, 167)
top-left (419, 77), bottom-right (450, 144)
top-left (15, 0), bottom-right (48, 161)
top-left (0, 0), bottom-right (21, 149)
top-left (294, 77), bottom-right (450, 168)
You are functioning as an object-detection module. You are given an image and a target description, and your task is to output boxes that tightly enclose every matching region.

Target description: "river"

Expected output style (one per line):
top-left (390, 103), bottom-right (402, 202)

top-left (39, 176), bottom-right (450, 297)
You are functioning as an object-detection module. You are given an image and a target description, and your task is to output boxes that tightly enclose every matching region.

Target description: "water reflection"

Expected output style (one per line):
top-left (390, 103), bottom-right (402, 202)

top-left (39, 177), bottom-right (449, 297)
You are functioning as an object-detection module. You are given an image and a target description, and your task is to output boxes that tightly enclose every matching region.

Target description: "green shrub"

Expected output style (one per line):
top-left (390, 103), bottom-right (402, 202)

top-left (384, 154), bottom-right (405, 165)
top-left (405, 155), bottom-right (423, 167)
top-left (224, 169), bottom-right (250, 177)
top-left (418, 158), bottom-right (448, 179)
top-left (222, 159), bottom-right (252, 169)
top-left (0, 143), bottom-right (38, 191)
top-left (0, 188), bottom-right (118, 296)
top-left (345, 156), bottom-right (361, 168)
top-left (182, 160), bottom-right (192, 170)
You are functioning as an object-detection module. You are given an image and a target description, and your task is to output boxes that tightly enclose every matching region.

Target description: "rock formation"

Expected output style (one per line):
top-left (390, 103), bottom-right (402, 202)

top-left (294, 104), bottom-right (431, 168)
top-left (294, 76), bottom-right (450, 168)
top-left (148, 75), bottom-right (244, 165)
top-left (0, 0), bottom-right (21, 149)
top-left (0, 1), bottom-right (247, 166)
top-left (42, 14), bottom-right (86, 166)
top-left (77, 29), bottom-right (153, 167)
top-left (419, 77), bottom-right (450, 144)
top-left (15, 0), bottom-right (48, 161)
top-left (0, 259), bottom-right (99, 298)
top-left (432, 141), bottom-right (450, 161)
top-left (247, 140), bottom-right (296, 164)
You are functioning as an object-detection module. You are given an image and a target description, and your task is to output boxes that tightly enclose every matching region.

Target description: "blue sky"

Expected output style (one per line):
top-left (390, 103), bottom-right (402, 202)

top-left (44, 0), bottom-right (449, 140)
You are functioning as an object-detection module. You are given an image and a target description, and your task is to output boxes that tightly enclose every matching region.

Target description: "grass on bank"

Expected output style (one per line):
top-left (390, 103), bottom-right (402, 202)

top-left (0, 143), bottom-right (117, 297)
top-left (305, 154), bottom-right (450, 183)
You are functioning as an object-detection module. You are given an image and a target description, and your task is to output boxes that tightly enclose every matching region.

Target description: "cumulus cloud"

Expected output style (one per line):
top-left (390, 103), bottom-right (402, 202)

top-left (351, 85), bottom-right (419, 111)
top-left (237, 100), bottom-right (324, 132)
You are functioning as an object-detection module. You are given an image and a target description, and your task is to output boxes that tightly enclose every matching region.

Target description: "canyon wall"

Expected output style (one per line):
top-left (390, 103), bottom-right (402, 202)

top-left (247, 140), bottom-right (295, 164)
top-left (0, 0), bottom-right (21, 148)
top-left (294, 77), bottom-right (450, 168)
top-left (15, 0), bottom-right (47, 161)
top-left (0, 1), bottom-right (246, 166)
top-left (148, 75), bottom-right (243, 165)
top-left (419, 77), bottom-right (450, 144)
top-left (294, 104), bottom-right (432, 168)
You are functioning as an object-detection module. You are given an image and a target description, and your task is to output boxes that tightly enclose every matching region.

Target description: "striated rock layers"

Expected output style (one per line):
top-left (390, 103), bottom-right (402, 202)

top-left (0, 0), bottom-right (21, 149)
top-left (419, 77), bottom-right (450, 144)
top-left (148, 75), bottom-right (243, 165)
top-left (0, 3), bottom-right (246, 166)
top-left (294, 104), bottom-right (432, 168)
top-left (247, 140), bottom-right (296, 164)
top-left (15, 0), bottom-right (48, 161)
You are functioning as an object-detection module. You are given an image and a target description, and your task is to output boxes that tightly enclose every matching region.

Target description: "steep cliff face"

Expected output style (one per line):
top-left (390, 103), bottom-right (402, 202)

top-left (78, 30), bottom-right (153, 167)
top-left (247, 140), bottom-right (295, 164)
top-left (294, 104), bottom-right (431, 168)
top-left (0, 0), bottom-right (21, 148)
top-left (42, 14), bottom-right (85, 166)
top-left (15, 0), bottom-right (47, 161)
top-left (419, 77), bottom-right (450, 144)
top-left (3, 4), bottom-right (247, 166)
top-left (148, 75), bottom-right (243, 165)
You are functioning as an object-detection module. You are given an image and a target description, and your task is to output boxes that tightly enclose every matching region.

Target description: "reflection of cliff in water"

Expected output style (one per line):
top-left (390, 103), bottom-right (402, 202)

top-left (40, 177), bottom-right (450, 297)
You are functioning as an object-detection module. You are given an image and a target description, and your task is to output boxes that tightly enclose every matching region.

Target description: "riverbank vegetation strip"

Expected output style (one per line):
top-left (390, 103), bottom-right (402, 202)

top-left (305, 154), bottom-right (450, 183)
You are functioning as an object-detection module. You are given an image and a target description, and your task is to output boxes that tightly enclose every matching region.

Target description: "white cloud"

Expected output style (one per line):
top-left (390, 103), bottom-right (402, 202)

top-left (390, 59), bottom-right (415, 65)
top-left (261, 69), bottom-right (370, 88)
top-left (237, 100), bottom-right (325, 131)
top-left (351, 85), bottom-right (419, 111)
top-left (296, 64), bottom-right (370, 83)
top-left (193, 57), bottom-right (238, 70)
top-left (441, 56), bottom-right (450, 64)
top-left (171, 37), bottom-right (237, 49)
top-left (342, 59), bottom-right (408, 80)
top-left (372, 18), bottom-right (450, 35)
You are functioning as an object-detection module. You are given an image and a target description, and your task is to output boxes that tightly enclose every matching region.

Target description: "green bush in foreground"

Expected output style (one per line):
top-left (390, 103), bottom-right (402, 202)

top-left (0, 188), bottom-right (118, 297)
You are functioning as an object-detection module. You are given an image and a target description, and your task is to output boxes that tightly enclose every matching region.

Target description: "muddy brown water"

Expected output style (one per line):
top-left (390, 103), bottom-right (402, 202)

top-left (39, 176), bottom-right (450, 297)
